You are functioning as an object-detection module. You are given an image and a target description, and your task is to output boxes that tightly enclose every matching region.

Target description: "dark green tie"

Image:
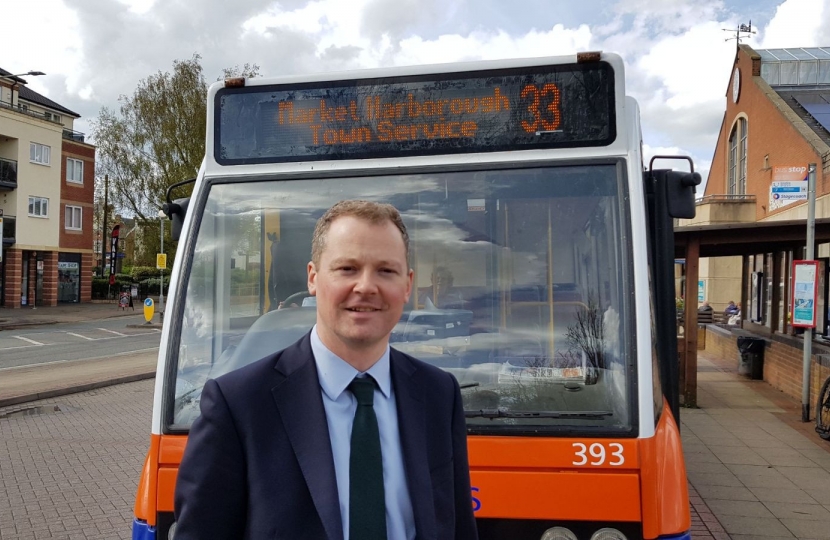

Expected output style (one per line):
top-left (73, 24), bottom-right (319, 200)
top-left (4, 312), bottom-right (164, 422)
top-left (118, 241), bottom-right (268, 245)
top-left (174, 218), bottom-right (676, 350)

top-left (348, 376), bottom-right (387, 540)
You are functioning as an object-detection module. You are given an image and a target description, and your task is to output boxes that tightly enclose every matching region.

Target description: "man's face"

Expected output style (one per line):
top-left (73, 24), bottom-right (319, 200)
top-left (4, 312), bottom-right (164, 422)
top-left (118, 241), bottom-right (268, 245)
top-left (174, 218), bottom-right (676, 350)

top-left (308, 216), bottom-right (413, 359)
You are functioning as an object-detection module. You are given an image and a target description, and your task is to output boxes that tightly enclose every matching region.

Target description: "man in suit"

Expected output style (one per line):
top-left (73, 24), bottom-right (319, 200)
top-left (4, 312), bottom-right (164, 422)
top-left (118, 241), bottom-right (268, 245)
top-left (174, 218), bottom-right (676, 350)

top-left (174, 200), bottom-right (478, 540)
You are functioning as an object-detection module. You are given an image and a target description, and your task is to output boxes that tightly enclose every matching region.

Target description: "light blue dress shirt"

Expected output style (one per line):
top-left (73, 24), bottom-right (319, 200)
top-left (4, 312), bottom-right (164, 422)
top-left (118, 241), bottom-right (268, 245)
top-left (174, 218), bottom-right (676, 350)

top-left (310, 326), bottom-right (416, 540)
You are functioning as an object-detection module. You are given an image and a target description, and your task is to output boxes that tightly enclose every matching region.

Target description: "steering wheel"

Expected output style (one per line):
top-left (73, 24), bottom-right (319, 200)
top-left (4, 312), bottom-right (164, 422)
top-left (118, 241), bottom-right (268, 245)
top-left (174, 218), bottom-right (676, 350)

top-left (280, 291), bottom-right (312, 308)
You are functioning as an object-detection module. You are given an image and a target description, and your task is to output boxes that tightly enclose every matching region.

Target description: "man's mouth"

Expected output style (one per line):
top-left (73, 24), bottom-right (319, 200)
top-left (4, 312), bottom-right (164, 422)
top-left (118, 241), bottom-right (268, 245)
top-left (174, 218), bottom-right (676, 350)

top-left (347, 307), bottom-right (379, 312)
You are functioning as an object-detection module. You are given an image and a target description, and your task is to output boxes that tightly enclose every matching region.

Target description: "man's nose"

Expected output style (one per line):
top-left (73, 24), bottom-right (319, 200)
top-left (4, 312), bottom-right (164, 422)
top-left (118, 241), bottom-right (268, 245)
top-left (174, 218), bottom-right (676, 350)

top-left (353, 269), bottom-right (379, 293)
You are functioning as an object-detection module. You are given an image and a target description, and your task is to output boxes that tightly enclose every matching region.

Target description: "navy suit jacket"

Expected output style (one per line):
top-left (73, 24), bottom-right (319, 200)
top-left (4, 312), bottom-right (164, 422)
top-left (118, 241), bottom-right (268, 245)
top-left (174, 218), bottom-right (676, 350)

top-left (174, 333), bottom-right (478, 540)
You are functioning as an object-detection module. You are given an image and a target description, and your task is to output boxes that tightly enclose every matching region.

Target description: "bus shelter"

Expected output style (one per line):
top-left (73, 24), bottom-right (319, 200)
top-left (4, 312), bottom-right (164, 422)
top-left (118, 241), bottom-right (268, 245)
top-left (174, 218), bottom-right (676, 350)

top-left (673, 217), bottom-right (830, 407)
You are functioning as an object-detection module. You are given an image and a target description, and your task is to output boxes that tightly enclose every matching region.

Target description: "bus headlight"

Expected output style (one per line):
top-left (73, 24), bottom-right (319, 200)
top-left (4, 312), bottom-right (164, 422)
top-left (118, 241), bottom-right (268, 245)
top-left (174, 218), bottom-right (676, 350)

top-left (591, 527), bottom-right (628, 540)
top-left (541, 527), bottom-right (578, 540)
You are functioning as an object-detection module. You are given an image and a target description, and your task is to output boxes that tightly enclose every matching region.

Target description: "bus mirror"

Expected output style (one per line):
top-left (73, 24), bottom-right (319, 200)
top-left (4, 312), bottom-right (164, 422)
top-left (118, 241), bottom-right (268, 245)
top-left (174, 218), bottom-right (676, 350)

top-left (664, 171), bottom-right (701, 219)
top-left (163, 197), bottom-right (190, 241)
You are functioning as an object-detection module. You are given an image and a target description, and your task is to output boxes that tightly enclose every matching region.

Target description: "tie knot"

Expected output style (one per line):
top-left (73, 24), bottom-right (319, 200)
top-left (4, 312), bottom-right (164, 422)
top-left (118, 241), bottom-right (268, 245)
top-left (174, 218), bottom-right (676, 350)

top-left (348, 377), bottom-right (376, 406)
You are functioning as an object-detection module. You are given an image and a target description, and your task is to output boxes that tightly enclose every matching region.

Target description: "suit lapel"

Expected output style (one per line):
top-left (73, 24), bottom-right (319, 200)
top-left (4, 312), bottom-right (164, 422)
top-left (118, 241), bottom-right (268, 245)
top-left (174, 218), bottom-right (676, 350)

top-left (271, 334), bottom-right (343, 540)
top-left (391, 350), bottom-right (437, 539)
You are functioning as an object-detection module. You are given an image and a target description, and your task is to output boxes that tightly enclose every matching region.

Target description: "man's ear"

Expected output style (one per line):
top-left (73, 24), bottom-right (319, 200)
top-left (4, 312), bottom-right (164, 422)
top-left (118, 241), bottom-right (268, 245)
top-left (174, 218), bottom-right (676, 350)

top-left (405, 268), bottom-right (414, 301)
top-left (307, 262), bottom-right (317, 295)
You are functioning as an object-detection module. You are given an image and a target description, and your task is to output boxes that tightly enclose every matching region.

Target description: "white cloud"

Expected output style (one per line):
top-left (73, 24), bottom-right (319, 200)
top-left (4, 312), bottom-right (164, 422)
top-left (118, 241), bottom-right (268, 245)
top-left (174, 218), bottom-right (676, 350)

top-left (1, 0), bottom-right (82, 96)
top-left (1, 0), bottom-right (817, 195)
top-left (759, 0), bottom-right (826, 47)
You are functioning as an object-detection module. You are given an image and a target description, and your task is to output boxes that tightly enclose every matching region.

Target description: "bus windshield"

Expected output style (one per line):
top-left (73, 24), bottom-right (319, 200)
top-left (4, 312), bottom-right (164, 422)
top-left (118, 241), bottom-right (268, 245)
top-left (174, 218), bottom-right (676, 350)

top-left (171, 163), bottom-right (633, 435)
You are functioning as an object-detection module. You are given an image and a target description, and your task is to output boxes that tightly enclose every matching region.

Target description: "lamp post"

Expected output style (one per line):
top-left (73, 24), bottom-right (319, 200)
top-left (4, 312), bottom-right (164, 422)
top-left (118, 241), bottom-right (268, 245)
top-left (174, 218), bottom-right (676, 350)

top-left (2, 71), bottom-right (46, 108)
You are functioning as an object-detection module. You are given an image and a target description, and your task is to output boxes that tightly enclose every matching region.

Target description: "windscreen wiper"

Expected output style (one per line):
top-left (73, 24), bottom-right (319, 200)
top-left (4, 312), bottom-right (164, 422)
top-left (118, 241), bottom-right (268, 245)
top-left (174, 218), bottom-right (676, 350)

top-left (465, 409), bottom-right (613, 419)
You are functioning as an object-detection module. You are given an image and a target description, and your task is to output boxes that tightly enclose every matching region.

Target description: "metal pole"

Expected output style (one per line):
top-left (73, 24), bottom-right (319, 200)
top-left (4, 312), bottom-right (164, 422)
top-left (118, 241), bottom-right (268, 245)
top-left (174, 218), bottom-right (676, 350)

top-left (101, 175), bottom-right (108, 277)
top-left (159, 215), bottom-right (165, 320)
top-left (802, 163), bottom-right (817, 422)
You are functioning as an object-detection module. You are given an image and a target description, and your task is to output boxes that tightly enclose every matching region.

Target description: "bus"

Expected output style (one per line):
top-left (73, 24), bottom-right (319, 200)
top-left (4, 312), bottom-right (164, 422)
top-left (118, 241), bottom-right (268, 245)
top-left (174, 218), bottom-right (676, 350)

top-left (132, 51), bottom-right (699, 540)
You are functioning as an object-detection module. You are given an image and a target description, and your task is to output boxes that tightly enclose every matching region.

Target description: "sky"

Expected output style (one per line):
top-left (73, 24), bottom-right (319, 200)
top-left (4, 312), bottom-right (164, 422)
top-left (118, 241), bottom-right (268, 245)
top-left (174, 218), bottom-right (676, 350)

top-left (3, 0), bottom-right (830, 192)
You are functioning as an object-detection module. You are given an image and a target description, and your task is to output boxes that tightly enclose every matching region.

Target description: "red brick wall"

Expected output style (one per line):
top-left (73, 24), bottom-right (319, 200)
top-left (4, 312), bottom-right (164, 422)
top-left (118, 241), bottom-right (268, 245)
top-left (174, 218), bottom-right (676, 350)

top-left (707, 329), bottom-right (830, 405)
top-left (80, 252), bottom-right (92, 302)
top-left (60, 140), bottom-right (95, 303)
top-left (705, 47), bottom-right (825, 218)
top-left (60, 140), bottom-right (95, 251)
top-left (41, 251), bottom-right (58, 307)
top-left (2, 249), bottom-right (22, 308)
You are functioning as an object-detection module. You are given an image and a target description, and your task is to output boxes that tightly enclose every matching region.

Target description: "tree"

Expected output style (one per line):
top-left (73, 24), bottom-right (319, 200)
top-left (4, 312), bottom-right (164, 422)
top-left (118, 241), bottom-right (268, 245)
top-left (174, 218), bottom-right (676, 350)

top-left (92, 55), bottom-right (259, 265)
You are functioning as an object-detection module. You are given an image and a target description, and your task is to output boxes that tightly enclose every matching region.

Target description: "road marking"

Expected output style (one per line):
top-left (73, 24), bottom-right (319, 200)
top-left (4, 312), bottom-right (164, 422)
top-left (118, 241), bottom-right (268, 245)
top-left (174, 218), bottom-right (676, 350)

top-left (0, 347), bottom-right (160, 371)
top-left (97, 328), bottom-right (127, 337)
top-left (13, 336), bottom-right (44, 346)
top-left (66, 332), bottom-right (96, 341)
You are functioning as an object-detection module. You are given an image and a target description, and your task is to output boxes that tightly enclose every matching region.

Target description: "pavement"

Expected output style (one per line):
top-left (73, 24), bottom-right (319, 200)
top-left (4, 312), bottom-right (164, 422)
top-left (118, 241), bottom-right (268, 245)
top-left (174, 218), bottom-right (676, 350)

top-left (1, 303), bottom-right (830, 539)
top-left (0, 301), bottom-right (160, 330)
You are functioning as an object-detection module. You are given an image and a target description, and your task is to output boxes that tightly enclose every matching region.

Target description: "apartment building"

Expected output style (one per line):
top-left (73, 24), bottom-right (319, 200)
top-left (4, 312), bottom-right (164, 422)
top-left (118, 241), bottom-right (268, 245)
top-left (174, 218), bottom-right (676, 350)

top-left (0, 68), bottom-right (96, 307)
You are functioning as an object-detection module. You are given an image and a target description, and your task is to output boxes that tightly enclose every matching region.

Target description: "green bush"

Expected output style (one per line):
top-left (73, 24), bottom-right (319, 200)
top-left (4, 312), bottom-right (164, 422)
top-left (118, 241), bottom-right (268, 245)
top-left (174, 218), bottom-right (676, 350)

top-left (91, 275), bottom-right (134, 299)
top-left (132, 266), bottom-right (170, 281)
top-left (139, 277), bottom-right (169, 296)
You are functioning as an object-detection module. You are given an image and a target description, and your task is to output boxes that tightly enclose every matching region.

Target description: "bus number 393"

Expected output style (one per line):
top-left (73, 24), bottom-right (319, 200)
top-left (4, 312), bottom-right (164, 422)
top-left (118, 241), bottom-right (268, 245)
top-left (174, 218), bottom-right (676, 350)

top-left (572, 442), bottom-right (625, 466)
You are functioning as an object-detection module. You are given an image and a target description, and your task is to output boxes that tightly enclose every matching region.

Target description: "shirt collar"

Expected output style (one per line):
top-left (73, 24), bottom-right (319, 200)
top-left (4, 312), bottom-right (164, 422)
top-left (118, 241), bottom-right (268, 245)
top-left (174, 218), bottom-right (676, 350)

top-left (310, 325), bottom-right (391, 400)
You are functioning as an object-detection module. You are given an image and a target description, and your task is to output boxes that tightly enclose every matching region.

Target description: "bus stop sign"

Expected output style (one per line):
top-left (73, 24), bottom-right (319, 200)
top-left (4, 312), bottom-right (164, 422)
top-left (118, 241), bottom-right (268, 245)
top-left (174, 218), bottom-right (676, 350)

top-left (144, 298), bottom-right (155, 323)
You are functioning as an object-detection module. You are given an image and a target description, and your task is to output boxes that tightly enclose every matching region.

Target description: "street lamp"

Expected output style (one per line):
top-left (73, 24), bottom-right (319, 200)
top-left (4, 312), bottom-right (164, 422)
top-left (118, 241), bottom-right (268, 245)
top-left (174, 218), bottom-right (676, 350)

top-left (2, 70), bottom-right (46, 108)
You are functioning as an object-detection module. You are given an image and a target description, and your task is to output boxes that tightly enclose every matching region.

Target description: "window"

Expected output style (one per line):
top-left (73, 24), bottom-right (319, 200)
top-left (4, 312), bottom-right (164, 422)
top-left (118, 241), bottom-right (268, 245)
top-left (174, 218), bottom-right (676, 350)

top-left (65, 205), bottom-right (82, 230)
top-left (30, 143), bottom-right (51, 165)
top-left (67, 158), bottom-right (84, 184)
top-left (44, 112), bottom-right (61, 123)
top-left (738, 118), bottom-right (747, 194)
top-left (727, 118), bottom-right (748, 195)
top-left (728, 128), bottom-right (737, 194)
top-left (28, 196), bottom-right (49, 217)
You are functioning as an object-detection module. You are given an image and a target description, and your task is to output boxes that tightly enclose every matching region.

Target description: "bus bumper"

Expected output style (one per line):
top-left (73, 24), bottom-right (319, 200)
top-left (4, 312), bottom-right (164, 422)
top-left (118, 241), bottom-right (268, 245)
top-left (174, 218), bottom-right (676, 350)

top-left (132, 518), bottom-right (156, 540)
top-left (658, 532), bottom-right (691, 540)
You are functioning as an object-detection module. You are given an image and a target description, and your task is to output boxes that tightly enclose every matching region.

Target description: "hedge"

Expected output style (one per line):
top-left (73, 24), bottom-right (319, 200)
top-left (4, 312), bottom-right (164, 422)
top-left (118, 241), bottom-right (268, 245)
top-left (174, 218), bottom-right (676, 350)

top-left (131, 266), bottom-right (170, 281)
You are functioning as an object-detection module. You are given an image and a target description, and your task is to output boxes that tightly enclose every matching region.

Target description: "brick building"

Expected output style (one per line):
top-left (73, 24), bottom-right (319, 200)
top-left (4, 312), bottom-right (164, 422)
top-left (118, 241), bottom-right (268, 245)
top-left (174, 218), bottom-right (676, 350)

top-left (680, 44), bottom-right (830, 404)
top-left (0, 68), bottom-right (96, 307)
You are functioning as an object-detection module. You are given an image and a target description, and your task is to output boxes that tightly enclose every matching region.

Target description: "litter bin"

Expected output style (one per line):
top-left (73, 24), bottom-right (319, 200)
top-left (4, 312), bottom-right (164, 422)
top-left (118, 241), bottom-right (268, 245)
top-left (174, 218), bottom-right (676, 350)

top-left (736, 337), bottom-right (765, 380)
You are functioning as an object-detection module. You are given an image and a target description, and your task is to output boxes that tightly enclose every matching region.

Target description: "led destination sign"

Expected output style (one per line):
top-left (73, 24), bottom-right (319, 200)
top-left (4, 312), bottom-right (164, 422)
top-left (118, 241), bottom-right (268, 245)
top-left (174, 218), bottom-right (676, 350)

top-left (215, 62), bottom-right (616, 164)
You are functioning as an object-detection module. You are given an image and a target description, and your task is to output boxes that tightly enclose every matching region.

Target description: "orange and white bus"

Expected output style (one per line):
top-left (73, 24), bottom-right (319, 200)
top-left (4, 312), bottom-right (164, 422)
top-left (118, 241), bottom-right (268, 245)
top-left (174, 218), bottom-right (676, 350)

top-left (133, 51), bottom-right (698, 540)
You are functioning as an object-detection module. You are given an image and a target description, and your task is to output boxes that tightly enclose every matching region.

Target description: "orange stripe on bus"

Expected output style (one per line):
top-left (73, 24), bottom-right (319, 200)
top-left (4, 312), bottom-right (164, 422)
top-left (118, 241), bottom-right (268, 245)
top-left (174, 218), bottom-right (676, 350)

top-left (157, 467), bottom-right (178, 512)
top-left (133, 434), bottom-right (160, 526)
top-left (639, 402), bottom-right (691, 538)
top-left (468, 436), bottom-right (639, 469)
top-left (159, 434), bottom-right (187, 464)
top-left (471, 471), bottom-right (641, 521)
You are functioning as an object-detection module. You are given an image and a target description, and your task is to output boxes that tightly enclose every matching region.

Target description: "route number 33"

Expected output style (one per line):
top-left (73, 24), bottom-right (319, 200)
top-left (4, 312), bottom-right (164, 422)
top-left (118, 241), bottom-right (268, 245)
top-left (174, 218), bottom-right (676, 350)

top-left (572, 442), bottom-right (625, 466)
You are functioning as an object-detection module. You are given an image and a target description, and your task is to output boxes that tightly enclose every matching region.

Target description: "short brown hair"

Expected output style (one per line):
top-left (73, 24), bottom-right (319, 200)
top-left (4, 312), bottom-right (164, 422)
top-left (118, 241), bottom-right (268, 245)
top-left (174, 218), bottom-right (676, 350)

top-left (311, 200), bottom-right (409, 265)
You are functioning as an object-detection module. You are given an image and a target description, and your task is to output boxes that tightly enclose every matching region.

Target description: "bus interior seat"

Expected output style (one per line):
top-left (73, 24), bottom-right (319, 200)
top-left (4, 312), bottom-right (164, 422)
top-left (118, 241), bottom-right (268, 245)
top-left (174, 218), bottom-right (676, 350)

top-left (213, 307), bottom-right (317, 378)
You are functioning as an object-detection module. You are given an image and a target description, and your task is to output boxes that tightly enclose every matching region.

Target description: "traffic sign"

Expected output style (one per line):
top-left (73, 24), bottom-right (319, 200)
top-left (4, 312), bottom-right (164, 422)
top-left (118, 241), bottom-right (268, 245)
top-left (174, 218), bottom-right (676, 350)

top-left (770, 181), bottom-right (807, 201)
top-left (157, 253), bottom-right (167, 269)
top-left (144, 297), bottom-right (155, 323)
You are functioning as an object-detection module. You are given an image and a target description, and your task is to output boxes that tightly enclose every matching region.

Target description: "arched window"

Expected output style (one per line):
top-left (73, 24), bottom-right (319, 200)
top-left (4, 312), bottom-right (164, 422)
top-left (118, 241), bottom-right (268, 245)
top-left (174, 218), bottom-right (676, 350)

top-left (727, 118), bottom-right (748, 195)
top-left (738, 118), bottom-right (747, 194)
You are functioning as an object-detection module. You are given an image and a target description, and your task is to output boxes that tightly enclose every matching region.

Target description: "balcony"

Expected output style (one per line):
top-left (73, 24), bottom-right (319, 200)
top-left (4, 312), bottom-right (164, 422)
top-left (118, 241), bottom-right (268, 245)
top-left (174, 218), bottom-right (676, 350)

top-left (678, 194), bottom-right (757, 227)
top-left (62, 128), bottom-right (85, 143)
top-left (0, 98), bottom-right (63, 125)
top-left (0, 157), bottom-right (17, 191)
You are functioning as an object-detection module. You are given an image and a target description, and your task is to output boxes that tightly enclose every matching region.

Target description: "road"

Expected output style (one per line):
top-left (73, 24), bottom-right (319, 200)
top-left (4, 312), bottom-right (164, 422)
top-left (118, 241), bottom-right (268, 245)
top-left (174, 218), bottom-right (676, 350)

top-left (0, 316), bottom-right (161, 370)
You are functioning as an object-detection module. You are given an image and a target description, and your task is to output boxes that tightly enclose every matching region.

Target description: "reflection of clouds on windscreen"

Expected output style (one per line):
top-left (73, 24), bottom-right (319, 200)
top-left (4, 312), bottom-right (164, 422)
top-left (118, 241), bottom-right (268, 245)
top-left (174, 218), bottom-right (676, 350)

top-left (211, 175), bottom-right (445, 212)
